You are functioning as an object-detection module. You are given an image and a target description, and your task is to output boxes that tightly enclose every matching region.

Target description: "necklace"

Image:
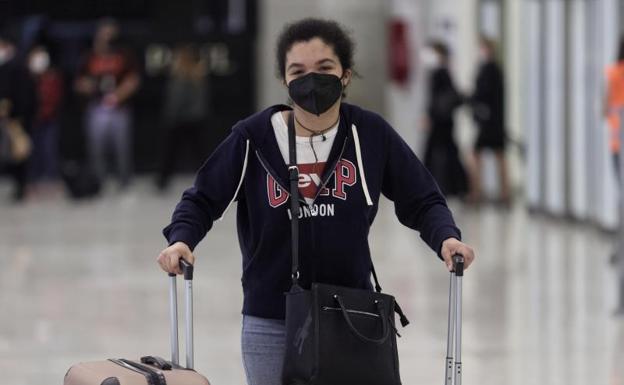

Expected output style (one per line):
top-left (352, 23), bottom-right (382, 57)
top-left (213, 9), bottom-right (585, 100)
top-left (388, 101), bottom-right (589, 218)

top-left (294, 114), bottom-right (339, 142)
top-left (291, 113), bottom-right (340, 179)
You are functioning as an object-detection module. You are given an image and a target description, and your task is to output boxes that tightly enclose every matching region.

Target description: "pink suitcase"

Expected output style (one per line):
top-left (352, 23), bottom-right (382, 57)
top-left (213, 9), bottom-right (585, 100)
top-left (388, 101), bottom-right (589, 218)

top-left (64, 260), bottom-right (210, 385)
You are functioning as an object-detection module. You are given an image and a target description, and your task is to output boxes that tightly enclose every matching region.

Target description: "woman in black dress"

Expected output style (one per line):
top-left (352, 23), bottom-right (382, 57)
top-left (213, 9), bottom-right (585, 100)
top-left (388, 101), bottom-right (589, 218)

top-left (423, 41), bottom-right (467, 197)
top-left (469, 36), bottom-right (510, 204)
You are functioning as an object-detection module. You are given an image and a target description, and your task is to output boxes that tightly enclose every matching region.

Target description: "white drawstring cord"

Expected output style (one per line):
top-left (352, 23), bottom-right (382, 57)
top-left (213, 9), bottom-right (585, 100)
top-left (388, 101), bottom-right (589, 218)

top-left (351, 124), bottom-right (373, 206)
top-left (218, 139), bottom-right (250, 220)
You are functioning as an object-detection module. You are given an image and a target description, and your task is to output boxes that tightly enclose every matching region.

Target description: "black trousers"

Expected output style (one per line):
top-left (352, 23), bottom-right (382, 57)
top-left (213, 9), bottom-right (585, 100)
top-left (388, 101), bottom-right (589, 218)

top-left (1, 159), bottom-right (28, 200)
top-left (157, 120), bottom-right (205, 189)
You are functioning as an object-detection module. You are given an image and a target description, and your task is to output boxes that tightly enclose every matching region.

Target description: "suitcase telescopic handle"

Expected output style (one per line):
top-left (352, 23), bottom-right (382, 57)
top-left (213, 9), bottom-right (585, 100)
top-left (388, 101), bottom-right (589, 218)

top-left (445, 254), bottom-right (464, 385)
top-left (452, 255), bottom-right (464, 276)
top-left (168, 258), bottom-right (195, 370)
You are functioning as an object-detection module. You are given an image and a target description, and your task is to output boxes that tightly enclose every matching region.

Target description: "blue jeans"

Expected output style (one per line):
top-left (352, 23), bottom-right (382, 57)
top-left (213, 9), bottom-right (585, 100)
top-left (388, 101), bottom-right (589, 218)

top-left (86, 103), bottom-right (132, 186)
top-left (29, 120), bottom-right (59, 182)
top-left (241, 315), bottom-right (286, 385)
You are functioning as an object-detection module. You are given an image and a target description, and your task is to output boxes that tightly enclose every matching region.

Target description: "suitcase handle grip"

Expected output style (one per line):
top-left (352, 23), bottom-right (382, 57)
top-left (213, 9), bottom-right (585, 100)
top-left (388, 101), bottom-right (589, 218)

top-left (452, 254), bottom-right (464, 276)
top-left (166, 258), bottom-right (194, 280)
top-left (179, 259), bottom-right (194, 280)
top-left (140, 355), bottom-right (172, 370)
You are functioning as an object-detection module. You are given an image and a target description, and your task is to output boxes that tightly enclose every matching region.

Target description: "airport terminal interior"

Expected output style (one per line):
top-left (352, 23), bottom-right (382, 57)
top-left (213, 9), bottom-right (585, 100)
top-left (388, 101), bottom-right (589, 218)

top-left (2, 0), bottom-right (624, 384)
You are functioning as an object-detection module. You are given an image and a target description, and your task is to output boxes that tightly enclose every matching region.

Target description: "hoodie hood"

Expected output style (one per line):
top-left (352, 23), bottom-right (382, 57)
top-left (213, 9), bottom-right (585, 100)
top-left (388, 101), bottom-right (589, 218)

top-left (234, 103), bottom-right (355, 195)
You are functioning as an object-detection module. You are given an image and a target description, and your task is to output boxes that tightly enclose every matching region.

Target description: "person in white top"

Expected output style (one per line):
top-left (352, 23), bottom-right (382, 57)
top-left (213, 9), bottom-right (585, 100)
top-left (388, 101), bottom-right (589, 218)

top-left (271, 111), bottom-right (338, 205)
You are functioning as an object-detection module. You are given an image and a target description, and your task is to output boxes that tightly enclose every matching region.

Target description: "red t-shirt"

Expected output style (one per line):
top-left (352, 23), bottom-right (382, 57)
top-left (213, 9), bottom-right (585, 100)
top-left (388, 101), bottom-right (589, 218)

top-left (79, 48), bottom-right (138, 103)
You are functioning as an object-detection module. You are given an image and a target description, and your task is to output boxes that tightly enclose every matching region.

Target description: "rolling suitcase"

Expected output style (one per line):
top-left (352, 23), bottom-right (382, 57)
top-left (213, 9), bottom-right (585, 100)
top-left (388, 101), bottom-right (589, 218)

top-left (64, 260), bottom-right (210, 385)
top-left (445, 255), bottom-right (464, 385)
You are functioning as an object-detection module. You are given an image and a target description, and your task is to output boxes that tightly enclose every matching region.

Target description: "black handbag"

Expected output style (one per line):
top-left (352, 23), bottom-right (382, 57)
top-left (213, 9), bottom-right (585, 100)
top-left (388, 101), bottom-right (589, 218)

top-left (282, 113), bottom-right (409, 385)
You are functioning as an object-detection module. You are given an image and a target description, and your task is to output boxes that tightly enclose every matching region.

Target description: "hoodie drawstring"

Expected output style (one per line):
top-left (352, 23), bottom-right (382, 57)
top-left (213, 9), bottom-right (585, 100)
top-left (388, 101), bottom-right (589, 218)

top-left (219, 139), bottom-right (250, 220)
top-left (351, 124), bottom-right (373, 206)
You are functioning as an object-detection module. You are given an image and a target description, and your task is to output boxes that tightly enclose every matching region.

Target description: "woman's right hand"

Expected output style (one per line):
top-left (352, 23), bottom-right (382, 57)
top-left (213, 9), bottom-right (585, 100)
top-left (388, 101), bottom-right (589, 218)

top-left (157, 242), bottom-right (195, 275)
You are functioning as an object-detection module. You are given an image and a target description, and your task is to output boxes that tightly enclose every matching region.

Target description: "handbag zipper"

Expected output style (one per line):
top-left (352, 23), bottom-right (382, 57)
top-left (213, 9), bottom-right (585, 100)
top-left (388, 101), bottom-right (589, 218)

top-left (322, 306), bottom-right (380, 318)
top-left (323, 307), bottom-right (403, 337)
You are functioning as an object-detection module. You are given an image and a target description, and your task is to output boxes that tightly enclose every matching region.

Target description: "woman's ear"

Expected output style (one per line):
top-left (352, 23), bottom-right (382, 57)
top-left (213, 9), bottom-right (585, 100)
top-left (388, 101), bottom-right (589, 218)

top-left (342, 69), bottom-right (353, 88)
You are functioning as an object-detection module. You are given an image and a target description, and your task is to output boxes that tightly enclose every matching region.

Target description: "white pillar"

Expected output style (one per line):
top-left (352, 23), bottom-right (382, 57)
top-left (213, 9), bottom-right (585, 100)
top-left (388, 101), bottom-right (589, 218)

top-left (568, 0), bottom-right (589, 219)
top-left (587, 0), bottom-right (618, 229)
top-left (503, 0), bottom-right (524, 198)
top-left (525, 0), bottom-right (543, 208)
top-left (385, 0), bottom-right (425, 153)
top-left (543, 0), bottom-right (566, 215)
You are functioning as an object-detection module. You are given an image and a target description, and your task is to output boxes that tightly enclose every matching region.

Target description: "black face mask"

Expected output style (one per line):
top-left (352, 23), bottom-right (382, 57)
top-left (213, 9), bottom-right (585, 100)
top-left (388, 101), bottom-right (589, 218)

top-left (288, 72), bottom-right (343, 116)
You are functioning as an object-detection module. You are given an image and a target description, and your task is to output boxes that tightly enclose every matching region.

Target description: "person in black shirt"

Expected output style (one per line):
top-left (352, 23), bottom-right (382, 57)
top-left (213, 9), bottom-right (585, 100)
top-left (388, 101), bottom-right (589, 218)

top-left (468, 36), bottom-right (510, 205)
top-left (422, 40), bottom-right (467, 198)
top-left (0, 31), bottom-right (36, 201)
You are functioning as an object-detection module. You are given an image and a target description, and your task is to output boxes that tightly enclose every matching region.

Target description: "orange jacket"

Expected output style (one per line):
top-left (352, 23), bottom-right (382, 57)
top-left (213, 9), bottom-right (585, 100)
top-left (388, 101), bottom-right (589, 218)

top-left (606, 62), bottom-right (624, 153)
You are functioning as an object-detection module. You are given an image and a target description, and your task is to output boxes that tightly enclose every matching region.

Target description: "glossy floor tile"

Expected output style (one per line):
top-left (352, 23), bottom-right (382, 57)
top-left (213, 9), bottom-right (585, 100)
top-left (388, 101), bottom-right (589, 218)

top-left (1, 177), bottom-right (623, 385)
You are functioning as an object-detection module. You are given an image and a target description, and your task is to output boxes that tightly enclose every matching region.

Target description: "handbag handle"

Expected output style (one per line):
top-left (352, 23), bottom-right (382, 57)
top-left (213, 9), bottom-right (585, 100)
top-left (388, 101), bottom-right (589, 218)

top-left (333, 295), bottom-right (391, 345)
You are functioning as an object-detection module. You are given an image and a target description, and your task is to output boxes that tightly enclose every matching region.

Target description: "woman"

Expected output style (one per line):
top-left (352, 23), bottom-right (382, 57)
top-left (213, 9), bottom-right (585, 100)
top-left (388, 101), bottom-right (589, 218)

top-left (156, 43), bottom-right (209, 191)
top-left (157, 19), bottom-right (475, 385)
top-left (469, 36), bottom-right (510, 205)
top-left (606, 36), bottom-right (624, 266)
top-left (605, 35), bottom-right (624, 178)
top-left (422, 40), bottom-right (468, 198)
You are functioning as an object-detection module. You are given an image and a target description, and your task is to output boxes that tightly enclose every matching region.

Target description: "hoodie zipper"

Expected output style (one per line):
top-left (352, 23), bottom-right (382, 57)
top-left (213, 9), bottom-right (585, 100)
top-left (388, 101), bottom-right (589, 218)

top-left (255, 150), bottom-right (306, 205)
top-left (255, 133), bottom-right (350, 208)
top-left (310, 137), bottom-right (349, 204)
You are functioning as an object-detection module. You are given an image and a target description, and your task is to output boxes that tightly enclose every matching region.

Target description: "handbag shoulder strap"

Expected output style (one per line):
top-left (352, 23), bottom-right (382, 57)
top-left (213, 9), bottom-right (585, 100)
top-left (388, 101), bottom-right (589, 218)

top-left (287, 112), bottom-right (301, 286)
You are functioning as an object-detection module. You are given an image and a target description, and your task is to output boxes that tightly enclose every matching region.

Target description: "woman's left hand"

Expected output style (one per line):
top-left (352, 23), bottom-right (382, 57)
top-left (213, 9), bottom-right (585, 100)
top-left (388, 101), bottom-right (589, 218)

top-left (441, 238), bottom-right (475, 272)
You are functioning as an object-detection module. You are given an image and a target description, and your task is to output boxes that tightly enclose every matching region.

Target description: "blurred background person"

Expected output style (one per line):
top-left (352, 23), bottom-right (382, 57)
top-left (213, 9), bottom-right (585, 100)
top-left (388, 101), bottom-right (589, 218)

top-left (26, 43), bottom-right (64, 198)
top-left (155, 43), bottom-right (209, 192)
top-left (606, 36), bottom-right (624, 266)
top-left (0, 99), bottom-right (31, 200)
top-left (468, 36), bottom-right (510, 206)
top-left (74, 18), bottom-right (140, 190)
top-left (0, 30), bottom-right (35, 202)
top-left (616, 261), bottom-right (624, 316)
top-left (422, 40), bottom-right (467, 198)
top-left (605, 36), bottom-right (624, 179)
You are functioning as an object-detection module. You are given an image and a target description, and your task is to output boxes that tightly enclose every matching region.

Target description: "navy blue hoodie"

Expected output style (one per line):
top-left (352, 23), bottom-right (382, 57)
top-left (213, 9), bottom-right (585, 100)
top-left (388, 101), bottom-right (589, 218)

top-left (163, 103), bottom-right (461, 320)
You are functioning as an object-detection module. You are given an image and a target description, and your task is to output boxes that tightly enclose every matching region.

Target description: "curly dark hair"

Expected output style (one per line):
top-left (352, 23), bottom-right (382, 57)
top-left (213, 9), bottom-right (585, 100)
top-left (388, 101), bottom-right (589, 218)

top-left (276, 18), bottom-right (355, 79)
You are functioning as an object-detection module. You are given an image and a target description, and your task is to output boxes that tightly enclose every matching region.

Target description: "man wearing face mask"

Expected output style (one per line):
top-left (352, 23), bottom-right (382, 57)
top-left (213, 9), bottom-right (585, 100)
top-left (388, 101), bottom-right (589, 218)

top-left (0, 31), bottom-right (36, 202)
top-left (27, 44), bottom-right (64, 195)
top-left (157, 19), bottom-right (476, 385)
